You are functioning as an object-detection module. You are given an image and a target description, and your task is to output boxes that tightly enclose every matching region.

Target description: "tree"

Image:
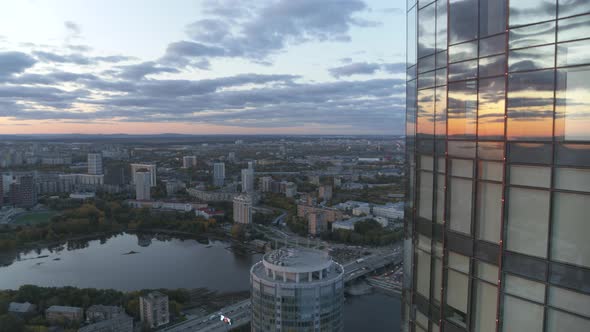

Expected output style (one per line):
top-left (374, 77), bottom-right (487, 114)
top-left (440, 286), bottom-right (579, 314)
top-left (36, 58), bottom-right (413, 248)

top-left (0, 314), bottom-right (24, 332)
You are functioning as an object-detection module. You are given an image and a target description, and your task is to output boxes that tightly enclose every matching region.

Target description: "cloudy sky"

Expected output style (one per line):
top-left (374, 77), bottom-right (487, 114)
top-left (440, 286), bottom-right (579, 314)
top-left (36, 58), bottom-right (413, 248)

top-left (0, 0), bottom-right (406, 135)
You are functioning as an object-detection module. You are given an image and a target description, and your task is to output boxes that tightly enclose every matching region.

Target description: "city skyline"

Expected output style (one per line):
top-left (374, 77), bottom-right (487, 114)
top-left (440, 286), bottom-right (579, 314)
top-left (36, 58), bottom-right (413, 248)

top-left (0, 0), bottom-right (406, 135)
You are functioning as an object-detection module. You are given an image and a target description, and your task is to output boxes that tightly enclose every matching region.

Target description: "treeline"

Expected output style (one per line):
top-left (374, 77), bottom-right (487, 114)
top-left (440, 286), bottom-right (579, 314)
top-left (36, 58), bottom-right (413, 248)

top-left (321, 219), bottom-right (403, 246)
top-left (0, 285), bottom-right (189, 331)
top-left (0, 198), bottom-right (220, 252)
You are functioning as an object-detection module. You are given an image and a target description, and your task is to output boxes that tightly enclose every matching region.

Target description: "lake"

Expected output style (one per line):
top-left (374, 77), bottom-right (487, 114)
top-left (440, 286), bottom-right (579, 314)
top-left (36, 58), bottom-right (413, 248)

top-left (0, 232), bottom-right (400, 331)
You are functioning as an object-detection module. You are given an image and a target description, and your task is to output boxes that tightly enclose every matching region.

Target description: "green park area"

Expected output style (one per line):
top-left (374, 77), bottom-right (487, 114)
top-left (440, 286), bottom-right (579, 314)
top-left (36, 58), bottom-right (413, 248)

top-left (13, 211), bottom-right (60, 225)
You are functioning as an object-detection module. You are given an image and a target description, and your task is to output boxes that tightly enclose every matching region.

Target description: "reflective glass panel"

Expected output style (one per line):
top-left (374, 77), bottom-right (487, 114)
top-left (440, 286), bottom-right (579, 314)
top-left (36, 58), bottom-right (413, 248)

top-left (556, 66), bottom-right (590, 141)
top-left (418, 54), bottom-right (436, 73)
top-left (418, 70), bottom-right (436, 89)
top-left (408, 6), bottom-right (418, 67)
top-left (479, 54), bottom-right (506, 78)
top-left (436, 68), bottom-right (447, 86)
top-left (419, 3), bottom-right (436, 57)
top-left (557, 39), bottom-right (590, 67)
top-left (449, 0), bottom-right (478, 44)
top-left (416, 249), bottom-right (432, 298)
top-left (554, 167), bottom-right (590, 192)
top-left (476, 182), bottom-right (502, 243)
top-left (509, 45), bottom-right (555, 72)
top-left (507, 70), bottom-right (555, 141)
top-left (436, 0), bottom-right (448, 51)
top-left (435, 87), bottom-right (447, 137)
top-left (506, 187), bottom-right (550, 258)
top-left (449, 177), bottom-right (473, 235)
top-left (417, 88), bottom-right (435, 136)
top-left (478, 161), bottom-right (503, 181)
top-left (478, 77), bottom-right (506, 140)
top-left (509, 0), bottom-right (556, 27)
top-left (448, 80), bottom-right (477, 138)
top-left (478, 142), bottom-right (504, 160)
top-left (509, 165), bottom-right (551, 188)
top-left (449, 60), bottom-right (478, 81)
top-left (480, 0), bottom-right (506, 37)
top-left (474, 281), bottom-right (497, 332)
top-left (551, 192), bottom-right (590, 267)
top-left (509, 21), bottom-right (556, 49)
top-left (449, 40), bottom-right (478, 63)
top-left (418, 171), bottom-right (435, 220)
top-left (558, 14), bottom-right (590, 42)
top-left (448, 141), bottom-right (476, 158)
top-left (480, 34), bottom-right (506, 57)
top-left (547, 309), bottom-right (590, 332)
top-left (502, 295), bottom-right (544, 331)
top-left (446, 269), bottom-right (469, 324)
top-left (559, 0), bottom-right (590, 18)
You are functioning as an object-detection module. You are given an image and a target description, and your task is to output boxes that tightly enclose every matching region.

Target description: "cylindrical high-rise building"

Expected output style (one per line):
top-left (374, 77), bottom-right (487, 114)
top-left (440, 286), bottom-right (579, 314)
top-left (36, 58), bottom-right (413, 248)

top-left (405, 0), bottom-right (590, 331)
top-left (250, 247), bottom-right (344, 332)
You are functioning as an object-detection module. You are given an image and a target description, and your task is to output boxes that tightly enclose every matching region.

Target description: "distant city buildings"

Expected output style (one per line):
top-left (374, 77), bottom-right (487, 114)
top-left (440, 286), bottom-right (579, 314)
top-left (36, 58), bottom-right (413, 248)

top-left (187, 188), bottom-right (238, 202)
top-left (318, 184), bottom-right (333, 201)
top-left (308, 212), bottom-right (327, 236)
top-left (213, 162), bottom-right (225, 187)
top-left (182, 156), bottom-right (197, 169)
top-left (228, 151), bottom-right (236, 162)
top-left (87, 153), bottom-right (103, 175)
top-left (9, 174), bottom-right (37, 208)
top-left (86, 305), bottom-right (124, 323)
top-left (250, 248), bottom-right (344, 331)
top-left (241, 168), bottom-right (254, 192)
top-left (135, 170), bottom-right (151, 201)
top-left (233, 194), bottom-right (252, 225)
top-left (131, 164), bottom-right (156, 187)
top-left (140, 291), bottom-right (170, 329)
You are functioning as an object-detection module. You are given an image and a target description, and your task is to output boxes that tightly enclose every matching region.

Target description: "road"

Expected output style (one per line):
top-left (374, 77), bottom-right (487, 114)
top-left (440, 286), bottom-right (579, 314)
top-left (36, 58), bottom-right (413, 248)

top-left (160, 300), bottom-right (251, 332)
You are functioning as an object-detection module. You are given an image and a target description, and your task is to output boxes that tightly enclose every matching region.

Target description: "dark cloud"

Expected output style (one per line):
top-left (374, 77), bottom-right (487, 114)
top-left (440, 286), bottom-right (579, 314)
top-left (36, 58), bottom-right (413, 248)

top-left (33, 51), bottom-right (91, 65)
top-left (0, 52), bottom-right (37, 77)
top-left (32, 51), bottom-right (134, 65)
top-left (116, 61), bottom-right (180, 80)
top-left (329, 61), bottom-right (405, 77)
top-left (165, 0), bottom-right (373, 63)
top-left (329, 62), bottom-right (381, 77)
top-left (64, 21), bottom-right (82, 35)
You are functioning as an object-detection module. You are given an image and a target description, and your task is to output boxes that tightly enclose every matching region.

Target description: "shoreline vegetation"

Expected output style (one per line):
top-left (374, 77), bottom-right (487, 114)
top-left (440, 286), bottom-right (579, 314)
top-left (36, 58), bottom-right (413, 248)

top-left (0, 284), bottom-right (250, 331)
top-left (0, 196), bottom-right (228, 254)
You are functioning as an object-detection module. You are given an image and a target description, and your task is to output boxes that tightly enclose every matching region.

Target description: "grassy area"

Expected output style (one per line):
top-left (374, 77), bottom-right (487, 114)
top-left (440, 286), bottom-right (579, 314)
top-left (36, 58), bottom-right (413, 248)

top-left (13, 211), bottom-right (59, 225)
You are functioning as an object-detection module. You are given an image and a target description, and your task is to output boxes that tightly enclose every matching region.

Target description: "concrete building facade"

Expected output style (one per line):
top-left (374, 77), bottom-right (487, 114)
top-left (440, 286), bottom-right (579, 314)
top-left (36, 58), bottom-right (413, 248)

top-left (250, 248), bottom-right (344, 332)
top-left (140, 291), bottom-right (169, 329)
top-left (233, 194), bottom-right (253, 225)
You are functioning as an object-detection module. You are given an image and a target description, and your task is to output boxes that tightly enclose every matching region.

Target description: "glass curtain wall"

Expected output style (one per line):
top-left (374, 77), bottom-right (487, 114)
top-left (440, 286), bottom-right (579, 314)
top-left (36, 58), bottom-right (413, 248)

top-left (404, 0), bottom-right (590, 331)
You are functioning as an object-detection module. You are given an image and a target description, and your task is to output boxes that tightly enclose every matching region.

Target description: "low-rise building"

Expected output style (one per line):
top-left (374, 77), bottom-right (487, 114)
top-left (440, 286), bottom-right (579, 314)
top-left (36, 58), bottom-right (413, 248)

top-left (46, 305), bottom-right (83, 323)
top-left (8, 302), bottom-right (36, 316)
top-left (86, 305), bottom-right (124, 323)
top-left (372, 202), bottom-right (404, 220)
top-left (79, 313), bottom-right (133, 332)
top-left (297, 204), bottom-right (343, 223)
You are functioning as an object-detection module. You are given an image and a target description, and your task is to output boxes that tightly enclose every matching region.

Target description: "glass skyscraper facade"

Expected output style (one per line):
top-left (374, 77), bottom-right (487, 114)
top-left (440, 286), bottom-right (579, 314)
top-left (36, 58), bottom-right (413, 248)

top-left (404, 0), bottom-right (590, 331)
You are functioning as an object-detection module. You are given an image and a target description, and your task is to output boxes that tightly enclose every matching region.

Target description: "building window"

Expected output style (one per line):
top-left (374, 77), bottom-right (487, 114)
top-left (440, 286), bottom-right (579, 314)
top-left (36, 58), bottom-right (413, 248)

top-left (509, 165), bottom-right (551, 188)
top-left (506, 187), bottom-right (550, 258)
top-left (551, 192), bottom-right (590, 268)
top-left (556, 66), bottom-right (590, 141)
top-left (445, 269), bottom-right (469, 327)
top-left (449, 0), bottom-right (478, 44)
top-left (448, 80), bottom-right (477, 138)
top-left (476, 182), bottom-right (502, 243)
top-left (509, 21), bottom-right (555, 49)
top-left (507, 70), bottom-right (554, 141)
top-left (479, 0), bottom-right (506, 37)
top-left (509, 0), bottom-right (556, 27)
top-left (416, 249), bottom-right (432, 299)
top-left (502, 295), bottom-right (544, 331)
top-left (449, 177), bottom-right (473, 235)
top-left (478, 77), bottom-right (506, 140)
top-left (473, 281), bottom-right (497, 332)
top-left (418, 3), bottom-right (436, 57)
